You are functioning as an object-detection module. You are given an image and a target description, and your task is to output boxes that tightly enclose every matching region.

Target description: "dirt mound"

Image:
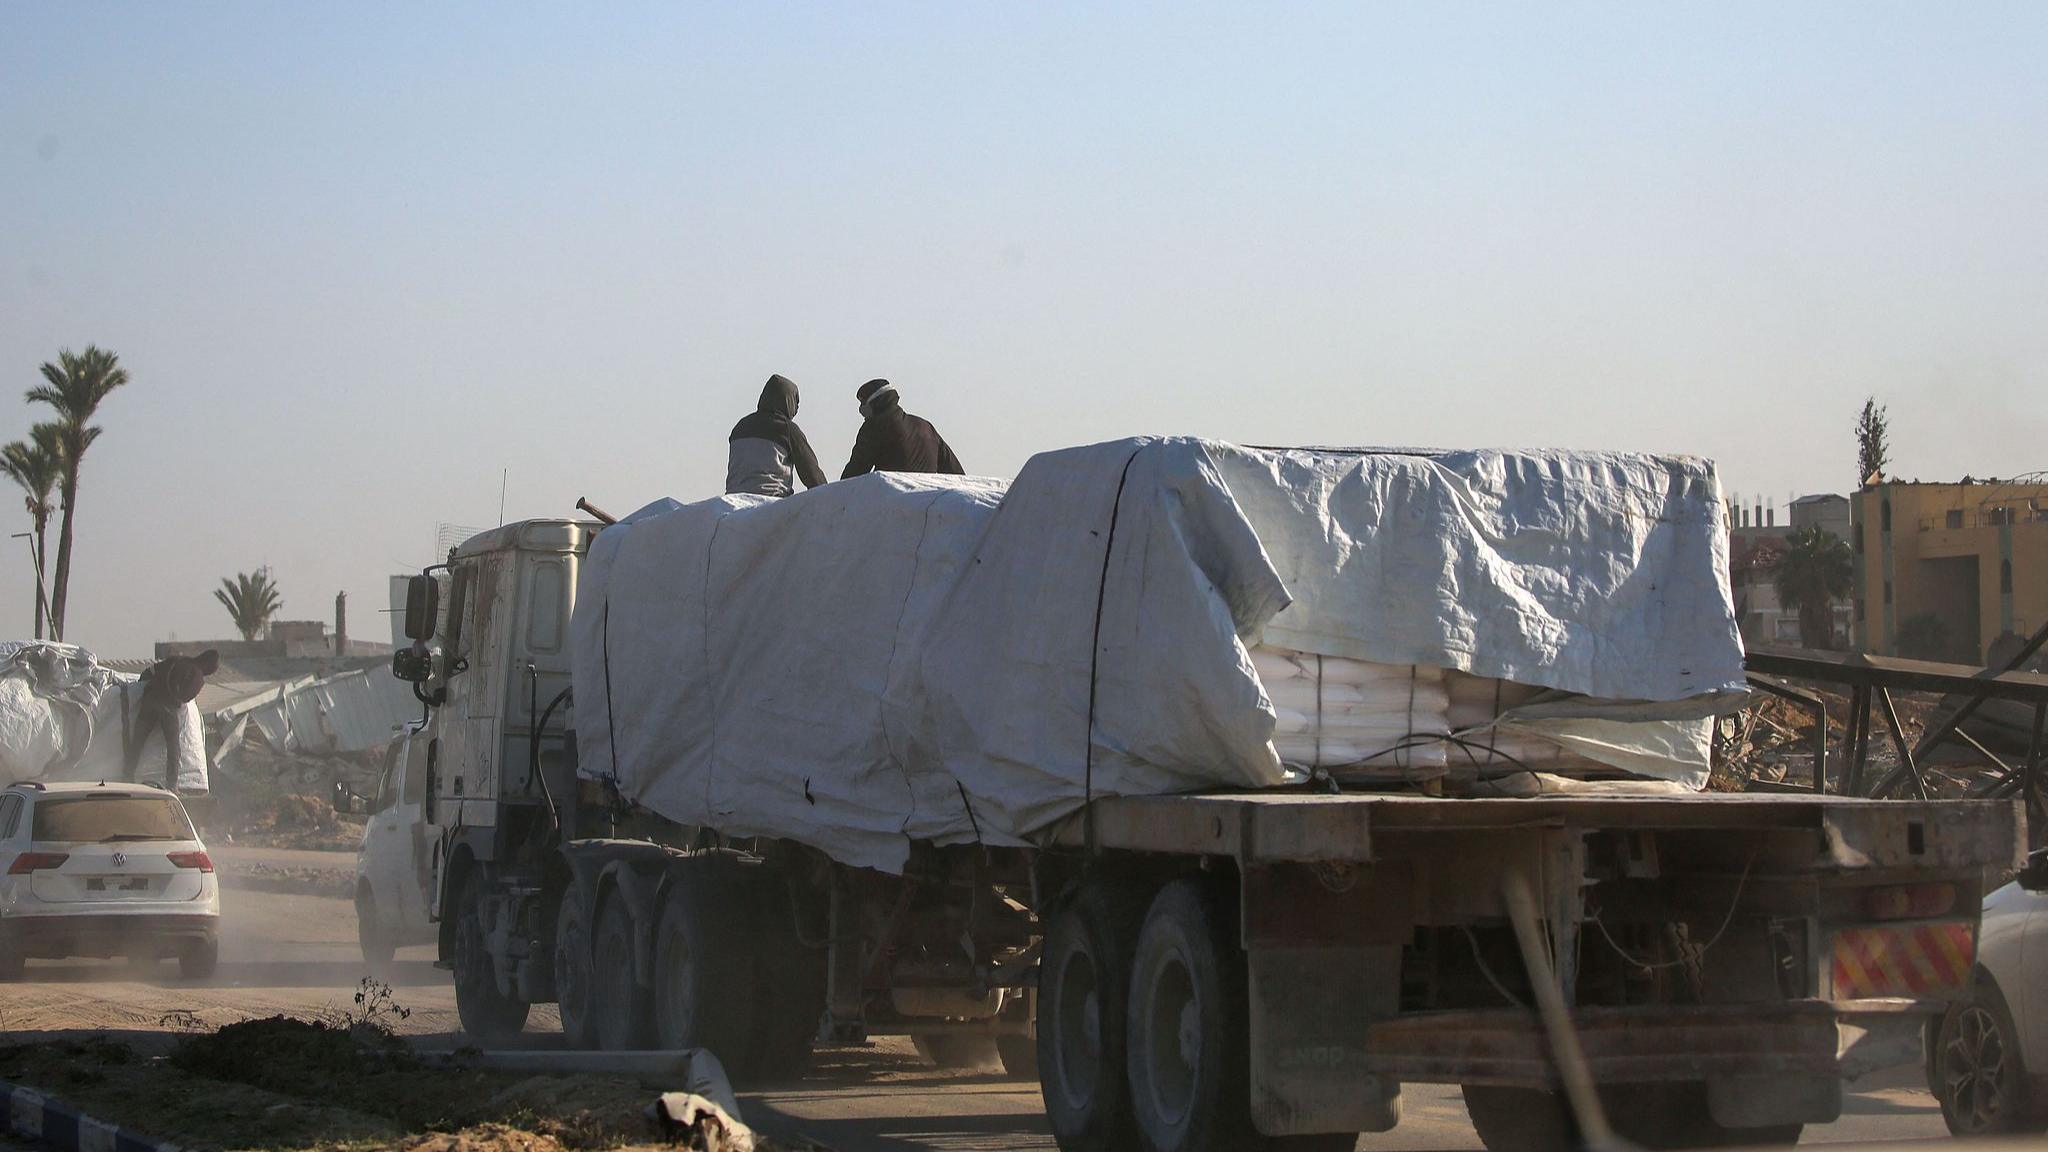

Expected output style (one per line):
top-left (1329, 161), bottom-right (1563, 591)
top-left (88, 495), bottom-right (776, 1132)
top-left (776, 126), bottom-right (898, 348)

top-left (397, 1124), bottom-right (571, 1152)
top-left (0, 1037), bottom-right (399, 1151)
top-left (172, 1013), bottom-right (413, 1084)
top-left (486, 1075), bottom-right (651, 1146)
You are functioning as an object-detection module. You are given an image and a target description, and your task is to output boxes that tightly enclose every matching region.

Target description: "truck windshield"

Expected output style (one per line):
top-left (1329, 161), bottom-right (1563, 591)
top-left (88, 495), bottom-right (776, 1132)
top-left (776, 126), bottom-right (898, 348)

top-left (32, 796), bottom-right (193, 843)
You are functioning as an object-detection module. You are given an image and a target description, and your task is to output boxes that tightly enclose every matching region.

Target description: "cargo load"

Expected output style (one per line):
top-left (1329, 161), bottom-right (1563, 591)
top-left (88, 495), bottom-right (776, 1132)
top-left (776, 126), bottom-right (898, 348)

top-left (571, 437), bottom-right (1743, 872)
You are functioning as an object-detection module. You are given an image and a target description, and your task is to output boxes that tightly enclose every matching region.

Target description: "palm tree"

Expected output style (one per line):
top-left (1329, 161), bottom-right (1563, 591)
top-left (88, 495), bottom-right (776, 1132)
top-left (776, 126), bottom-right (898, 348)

top-left (215, 569), bottom-right (284, 642)
top-left (27, 345), bottom-right (130, 640)
top-left (0, 424), bottom-right (63, 638)
top-left (1771, 526), bottom-right (1855, 649)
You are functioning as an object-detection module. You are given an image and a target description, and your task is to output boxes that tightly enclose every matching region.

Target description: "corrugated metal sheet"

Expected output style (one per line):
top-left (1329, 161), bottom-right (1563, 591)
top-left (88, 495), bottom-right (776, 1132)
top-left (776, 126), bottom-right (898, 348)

top-left (212, 665), bottom-right (419, 753)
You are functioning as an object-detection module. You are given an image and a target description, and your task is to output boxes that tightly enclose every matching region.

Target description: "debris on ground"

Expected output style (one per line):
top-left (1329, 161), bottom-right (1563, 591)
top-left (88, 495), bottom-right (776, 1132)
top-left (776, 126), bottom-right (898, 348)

top-left (203, 738), bottom-right (379, 850)
top-left (216, 860), bottom-right (357, 899)
top-left (0, 995), bottom-right (830, 1152)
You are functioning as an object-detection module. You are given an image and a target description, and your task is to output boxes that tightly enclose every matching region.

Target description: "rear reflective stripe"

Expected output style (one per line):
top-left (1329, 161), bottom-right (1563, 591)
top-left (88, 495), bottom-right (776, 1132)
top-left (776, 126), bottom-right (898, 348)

top-left (1833, 924), bottom-right (1975, 997)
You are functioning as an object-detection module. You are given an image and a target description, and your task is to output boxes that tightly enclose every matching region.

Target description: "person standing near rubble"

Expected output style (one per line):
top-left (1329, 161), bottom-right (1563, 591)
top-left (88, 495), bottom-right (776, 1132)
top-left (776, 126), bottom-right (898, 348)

top-left (726, 374), bottom-right (828, 497)
top-left (840, 378), bottom-right (964, 478)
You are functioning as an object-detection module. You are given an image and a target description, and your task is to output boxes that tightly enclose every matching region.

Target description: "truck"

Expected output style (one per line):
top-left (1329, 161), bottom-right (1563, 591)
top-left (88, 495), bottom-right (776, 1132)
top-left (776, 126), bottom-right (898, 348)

top-left (365, 441), bottom-right (2022, 1152)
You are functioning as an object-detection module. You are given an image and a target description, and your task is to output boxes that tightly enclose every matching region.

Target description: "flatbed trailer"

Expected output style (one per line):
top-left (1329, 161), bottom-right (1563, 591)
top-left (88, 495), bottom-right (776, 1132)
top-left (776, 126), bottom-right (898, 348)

top-left (370, 517), bottom-right (2027, 1152)
top-left (1025, 791), bottom-right (2019, 1149)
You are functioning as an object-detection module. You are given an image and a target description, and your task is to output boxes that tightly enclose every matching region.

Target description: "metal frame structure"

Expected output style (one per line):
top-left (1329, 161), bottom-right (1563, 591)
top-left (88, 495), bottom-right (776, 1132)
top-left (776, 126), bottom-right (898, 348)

top-left (1742, 618), bottom-right (2048, 810)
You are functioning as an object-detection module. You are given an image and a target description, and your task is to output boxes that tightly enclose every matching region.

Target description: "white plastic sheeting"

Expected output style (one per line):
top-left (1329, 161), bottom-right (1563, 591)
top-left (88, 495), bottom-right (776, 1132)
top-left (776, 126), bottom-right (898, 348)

top-left (572, 437), bottom-right (1743, 873)
top-left (212, 664), bottom-right (420, 754)
top-left (0, 642), bottom-right (209, 793)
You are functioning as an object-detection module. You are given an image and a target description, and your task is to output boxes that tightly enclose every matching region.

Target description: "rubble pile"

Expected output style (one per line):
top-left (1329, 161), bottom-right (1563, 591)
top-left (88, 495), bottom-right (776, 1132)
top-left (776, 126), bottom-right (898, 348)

top-left (0, 1006), bottom-right (825, 1152)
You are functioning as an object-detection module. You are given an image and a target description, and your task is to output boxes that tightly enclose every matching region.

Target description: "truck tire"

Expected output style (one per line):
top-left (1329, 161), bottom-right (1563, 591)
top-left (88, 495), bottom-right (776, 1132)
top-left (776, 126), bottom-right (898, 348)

top-left (1125, 879), bottom-right (1258, 1152)
top-left (1464, 1082), bottom-right (1802, 1152)
top-left (1039, 876), bottom-right (1150, 1152)
top-left (997, 1032), bottom-right (1040, 1081)
top-left (553, 886), bottom-right (598, 1050)
top-left (1934, 974), bottom-right (2047, 1136)
top-left (747, 866), bottom-right (824, 1080)
top-left (914, 1034), bottom-right (1000, 1069)
top-left (592, 894), bottom-right (655, 1050)
top-left (1461, 1086), bottom-right (1570, 1152)
top-left (453, 872), bottom-right (530, 1044)
top-left (652, 859), bottom-right (757, 1064)
top-left (357, 889), bottom-right (395, 966)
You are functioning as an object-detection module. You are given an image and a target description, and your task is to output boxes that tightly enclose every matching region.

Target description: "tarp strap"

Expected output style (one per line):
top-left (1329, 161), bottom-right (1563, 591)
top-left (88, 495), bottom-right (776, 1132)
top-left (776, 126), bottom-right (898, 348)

top-left (1084, 446), bottom-right (1146, 856)
top-left (601, 598), bottom-right (621, 782)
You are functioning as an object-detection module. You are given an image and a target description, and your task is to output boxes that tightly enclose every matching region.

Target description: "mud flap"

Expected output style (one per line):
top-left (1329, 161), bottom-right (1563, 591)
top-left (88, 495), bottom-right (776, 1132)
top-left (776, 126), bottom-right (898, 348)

top-left (1247, 945), bottom-right (1403, 1136)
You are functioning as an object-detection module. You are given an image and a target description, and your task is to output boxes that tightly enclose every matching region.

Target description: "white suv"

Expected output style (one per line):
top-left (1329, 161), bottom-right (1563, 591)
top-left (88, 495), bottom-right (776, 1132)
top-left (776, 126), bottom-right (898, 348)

top-left (0, 781), bottom-right (221, 979)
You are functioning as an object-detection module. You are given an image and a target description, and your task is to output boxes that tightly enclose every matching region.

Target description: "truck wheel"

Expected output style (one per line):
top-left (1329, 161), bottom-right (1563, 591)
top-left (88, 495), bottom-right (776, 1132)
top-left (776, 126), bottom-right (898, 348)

top-left (747, 868), bottom-right (823, 1079)
top-left (652, 860), bottom-right (757, 1063)
top-left (592, 894), bottom-right (654, 1050)
top-left (553, 886), bottom-right (597, 1050)
top-left (1126, 879), bottom-right (1258, 1152)
top-left (997, 1032), bottom-right (1040, 1081)
top-left (1935, 975), bottom-right (2047, 1136)
top-left (1461, 1086), bottom-right (1572, 1152)
top-left (454, 872), bottom-right (531, 1045)
top-left (1039, 876), bottom-right (1149, 1152)
top-left (1465, 1082), bottom-right (1801, 1152)
top-left (914, 1034), bottom-right (1000, 1069)
top-left (357, 889), bottom-right (395, 965)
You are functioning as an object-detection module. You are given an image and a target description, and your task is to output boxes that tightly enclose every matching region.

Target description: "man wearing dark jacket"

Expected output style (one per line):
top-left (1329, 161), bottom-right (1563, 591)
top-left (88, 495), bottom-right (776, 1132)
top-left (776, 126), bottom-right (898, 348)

top-left (841, 378), bottom-right (964, 478)
top-left (727, 374), bottom-right (828, 497)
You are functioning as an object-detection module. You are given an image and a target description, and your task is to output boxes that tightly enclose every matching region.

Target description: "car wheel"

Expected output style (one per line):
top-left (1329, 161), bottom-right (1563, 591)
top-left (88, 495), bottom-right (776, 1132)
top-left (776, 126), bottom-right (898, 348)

top-left (1936, 976), bottom-right (2047, 1136)
top-left (179, 937), bottom-right (219, 980)
top-left (357, 888), bottom-right (395, 965)
top-left (453, 871), bottom-right (530, 1044)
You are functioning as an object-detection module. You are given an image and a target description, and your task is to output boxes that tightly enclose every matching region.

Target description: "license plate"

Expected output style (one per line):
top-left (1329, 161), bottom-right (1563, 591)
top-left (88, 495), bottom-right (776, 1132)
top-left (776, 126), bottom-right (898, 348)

top-left (85, 877), bottom-right (150, 892)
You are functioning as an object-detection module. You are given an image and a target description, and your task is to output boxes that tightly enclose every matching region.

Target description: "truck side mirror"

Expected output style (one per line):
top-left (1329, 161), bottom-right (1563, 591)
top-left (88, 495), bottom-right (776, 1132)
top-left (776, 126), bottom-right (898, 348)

top-left (331, 780), bottom-right (363, 816)
top-left (392, 642), bottom-right (434, 684)
top-left (403, 575), bottom-right (440, 642)
top-left (2020, 850), bottom-right (2048, 892)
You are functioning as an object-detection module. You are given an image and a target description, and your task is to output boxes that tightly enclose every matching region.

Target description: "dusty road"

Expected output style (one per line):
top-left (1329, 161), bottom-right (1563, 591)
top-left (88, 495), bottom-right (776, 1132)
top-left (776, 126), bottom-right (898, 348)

top-left (0, 849), bottom-right (1956, 1151)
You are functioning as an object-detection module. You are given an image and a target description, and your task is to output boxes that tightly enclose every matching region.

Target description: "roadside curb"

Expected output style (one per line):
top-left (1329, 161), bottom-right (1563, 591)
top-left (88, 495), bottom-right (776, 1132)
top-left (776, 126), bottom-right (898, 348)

top-left (3, 1079), bottom-right (188, 1152)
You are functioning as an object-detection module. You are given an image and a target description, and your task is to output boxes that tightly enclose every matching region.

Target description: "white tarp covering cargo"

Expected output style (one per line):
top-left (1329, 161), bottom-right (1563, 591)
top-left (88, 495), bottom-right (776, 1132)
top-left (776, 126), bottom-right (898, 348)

top-left (0, 642), bottom-right (210, 794)
top-left (572, 437), bottom-right (1742, 872)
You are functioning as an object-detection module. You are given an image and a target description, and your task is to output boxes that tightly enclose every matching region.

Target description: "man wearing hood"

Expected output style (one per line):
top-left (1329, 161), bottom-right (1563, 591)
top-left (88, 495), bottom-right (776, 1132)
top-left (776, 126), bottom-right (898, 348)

top-left (841, 378), bottom-right (964, 478)
top-left (727, 374), bottom-right (828, 497)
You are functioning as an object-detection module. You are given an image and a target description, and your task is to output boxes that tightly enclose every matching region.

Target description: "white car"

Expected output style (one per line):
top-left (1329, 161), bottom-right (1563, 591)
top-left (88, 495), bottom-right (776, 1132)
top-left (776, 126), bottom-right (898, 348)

top-left (350, 732), bottom-right (437, 963)
top-left (1931, 851), bottom-right (2048, 1135)
top-left (0, 780), bottom-right (221, 979)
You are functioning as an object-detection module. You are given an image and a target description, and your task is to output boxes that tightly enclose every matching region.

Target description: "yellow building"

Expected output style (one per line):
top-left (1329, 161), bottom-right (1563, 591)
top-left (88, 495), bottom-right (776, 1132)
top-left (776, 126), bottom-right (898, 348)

top-left (1850, 476), bottom-right (2048, 663)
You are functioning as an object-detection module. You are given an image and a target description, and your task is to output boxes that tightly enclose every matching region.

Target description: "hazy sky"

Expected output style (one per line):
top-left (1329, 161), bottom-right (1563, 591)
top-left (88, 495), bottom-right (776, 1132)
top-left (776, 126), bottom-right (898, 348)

top-left (4, 3), bottom-right (2045, 657)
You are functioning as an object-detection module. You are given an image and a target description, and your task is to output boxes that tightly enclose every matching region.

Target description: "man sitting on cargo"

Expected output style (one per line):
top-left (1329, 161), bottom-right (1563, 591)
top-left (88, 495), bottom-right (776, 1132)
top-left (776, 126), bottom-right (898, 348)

top-left (841, 378), bottom-right (965, 478)
top-left (727, 374), bottom-right (828, 497)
